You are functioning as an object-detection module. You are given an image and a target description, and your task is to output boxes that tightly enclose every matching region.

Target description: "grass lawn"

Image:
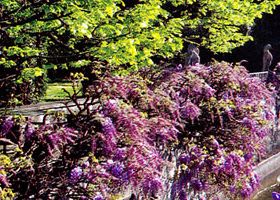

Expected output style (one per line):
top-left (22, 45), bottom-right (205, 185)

top-left (42, 82), bottom-right (82, 101)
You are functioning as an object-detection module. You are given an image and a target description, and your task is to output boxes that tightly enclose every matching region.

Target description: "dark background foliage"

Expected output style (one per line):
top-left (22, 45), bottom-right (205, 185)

top-left (211, 7), bottom-right (280, 72)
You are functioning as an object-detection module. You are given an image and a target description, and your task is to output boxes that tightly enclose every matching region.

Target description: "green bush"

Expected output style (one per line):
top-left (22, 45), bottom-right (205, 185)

top-left (0, 67), bottom-right (47, 107)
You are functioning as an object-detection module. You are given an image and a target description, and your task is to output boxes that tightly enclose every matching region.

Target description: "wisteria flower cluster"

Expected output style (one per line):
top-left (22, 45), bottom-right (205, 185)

top-left (0, 62), bottom-right (275, 199)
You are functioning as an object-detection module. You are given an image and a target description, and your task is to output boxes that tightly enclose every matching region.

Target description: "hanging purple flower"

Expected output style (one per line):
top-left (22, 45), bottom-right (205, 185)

top-left (249, 173), bottom-right (259, 190)
top-left (179, 154), bottom-right (190, 164)
top-left (47, 134), bottom-right (61, 148)
top-left (272, 192), bottom-right (280, 200)
top-left (255, 127), bottom-right (268, 138)
top-left (24, 122), bottom-right (35, 140)
top-left (244, 152), bottom-right (253, 161)
top-left (91, 137), bottom-right (97, 152)
top-left (101, 117), bottom-right (117, 155)
top-left (229, 185), bottom-right (235, 193)
top-left (223, 156), bottom-right (233, 173)
top-left (102, 99), bottom-right (118, 115)
top-left (264, 110), bottom-right (274, 121)
top-left (191, 179), bottom-right (203, 191)
top-left (113, 148), bottom-right (126, 161)
top-left (222, 92), bottom-right (229, 100)
top-left (176, 64), bottom-right (183, 71)
top-left (45, 127), bottom-right (77, 151)
top-left (82, 161), bottom-right (90, 169)
top-left (180, 101), bottom-right (201, 121)
top-left (240, 184), bottom-right (253, 198)
top-left (70, 166), bottom-right (83, 183)
top-left (150, 178), bottom-right (163, 194)
top-left (0, 117), bottom-right (14, 136)
top-left (179, 190), bottom-right (187, 200)
top-left (110, 164), bottom-right (123, 178)
top-left (128, 88), bottom-right (140, 99)
top-left (211, 138), bottom-right (220, 149)
top-left (142, 177), bottom-right (162, 195)
top-left (103, 141), bottom-right (116, 156)
top-left (102, 117), bottom-right (117, 137)
top-left (203, 84), bottom-right (216, 98)
top-left (93, 194), bottom-right (104, 200)
top-left (0, 174), bottom-right (9, 187)
top-left (225, 107), bottom-right (234, 119)
top-left (241, 117), bottom-right (256, 130)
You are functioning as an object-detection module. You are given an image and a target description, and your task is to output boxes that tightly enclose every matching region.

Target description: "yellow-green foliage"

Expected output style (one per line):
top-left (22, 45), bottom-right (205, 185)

top-left (0, 147), bottom-right (33, 199)
top-left (0, 155), bottom-right (15, 199)
top-left (0, 188), bottom-right (15, 200)
top-left (0, 155), bottom-right (12, 168)
top-left (1, 0), bottom-right (280, 74)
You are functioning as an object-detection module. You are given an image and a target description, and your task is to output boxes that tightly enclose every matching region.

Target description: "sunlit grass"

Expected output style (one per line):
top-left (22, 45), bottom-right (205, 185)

top-left (42, 82), bottom-right (82, 101)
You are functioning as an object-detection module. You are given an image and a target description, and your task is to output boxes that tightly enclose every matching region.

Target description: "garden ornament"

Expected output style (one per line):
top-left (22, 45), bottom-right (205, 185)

top-left (263, 44), bottom-right (273, 71)
top-left (185, 44), bottom-right (200, 66)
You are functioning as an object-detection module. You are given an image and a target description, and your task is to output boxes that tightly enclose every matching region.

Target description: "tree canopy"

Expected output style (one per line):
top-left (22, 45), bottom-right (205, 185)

top-left (1, 0), bottom-right (280, 70)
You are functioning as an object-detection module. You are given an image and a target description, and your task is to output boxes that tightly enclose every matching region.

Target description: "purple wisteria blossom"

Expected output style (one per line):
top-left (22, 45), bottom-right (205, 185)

top-left (256, 127), bottom-right (269, 138)
top-left (24, 122), bottom-right (35, 140)
top-left (0, 117), bottom-right (14, 136)
top-left (110, 164), bottom-right (123, 177)
top-left (100, 117), bottom-right (118, 155)
top-left (272, 192), bottom-right (280, 200)
top-left (240, 183), bottom-right (253, 198)
top-left (82, 161), bottom-right (90, 168)
top-left (176, 64), bottom-right (183, 70)
top-left (0, 174), bottom-right (9, 187)
top-left (2, 62), bottom-right (275, 199)
top-left (102, 99), bottom-right (118, 115)
top-left (102, 117), bottom-right (117, 136)
top-left (180, 101), bottom-right (201, 121)
top-left (249, 173), bottom-right (259, 190)
top-left (70, 166), bottom-right (83, 183)
top-left (142, 177), bottom-right (163, 196)
top-left (179, 154), bottom-right (191, 164)
top-left (45, 127), bottom-right (77, 152)
top-left (203, 84), bottom-right (216, 98)
top-left (113, 148), bottom-right (126, 160)
top-left (93, 194), bottom-right (104, 200)
top-left (242, 117), bottom-right (256, 130)
top-left (179, 190), bottom-right (187, 200)
top-left (191, 179), bottom-right (204, 191)
top-left (244, 152), bottom-right (253, 161)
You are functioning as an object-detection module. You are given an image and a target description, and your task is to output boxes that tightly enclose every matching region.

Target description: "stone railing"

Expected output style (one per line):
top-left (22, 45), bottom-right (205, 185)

top-left (249, 71), bottom-right (268, 82)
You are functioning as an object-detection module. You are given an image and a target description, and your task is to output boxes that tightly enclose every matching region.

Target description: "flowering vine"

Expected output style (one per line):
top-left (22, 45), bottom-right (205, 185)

top-left (0, 62), bottom-right (275, 199)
